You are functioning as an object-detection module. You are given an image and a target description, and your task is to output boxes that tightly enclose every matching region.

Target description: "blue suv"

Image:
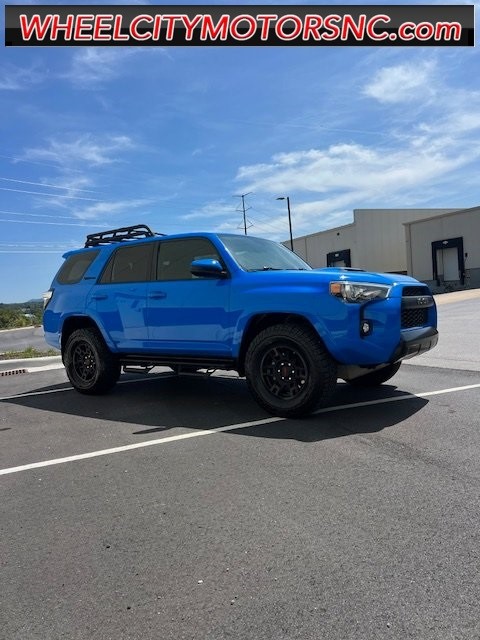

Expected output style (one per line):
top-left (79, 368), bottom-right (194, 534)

top-left (43, 224), bottom-right (438, 417)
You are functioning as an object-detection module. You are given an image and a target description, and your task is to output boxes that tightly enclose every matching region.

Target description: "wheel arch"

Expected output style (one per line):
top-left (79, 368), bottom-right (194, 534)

top-left (237, 313), bottom-right (324, 376)
top-left (60, 315), bottom-right (107, 355)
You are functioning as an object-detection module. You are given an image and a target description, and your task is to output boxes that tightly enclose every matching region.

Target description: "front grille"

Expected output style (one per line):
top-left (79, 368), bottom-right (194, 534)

top-left (402, 286), bottom-right (430, 296)
top-left (402, 308), bottom-right (428, 328)
top-left (401, 284), bottom-right (433, 328)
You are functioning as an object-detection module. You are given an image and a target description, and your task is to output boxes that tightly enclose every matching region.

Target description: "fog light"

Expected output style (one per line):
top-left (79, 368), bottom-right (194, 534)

top-left (361, 320), bottom-right (372, 336)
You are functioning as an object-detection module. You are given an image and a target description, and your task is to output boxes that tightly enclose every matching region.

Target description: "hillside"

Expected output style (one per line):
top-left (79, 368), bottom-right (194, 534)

top-left (0, 300), bottom-right (43, 329)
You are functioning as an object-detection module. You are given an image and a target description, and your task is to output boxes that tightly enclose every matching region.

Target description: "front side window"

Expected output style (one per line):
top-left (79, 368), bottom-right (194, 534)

top-left (101, 243), bottom-right (154, 284)
top-left (57, 250), bottom-right (99, 284)
top-left (157, 238), bottom-right (222, 281)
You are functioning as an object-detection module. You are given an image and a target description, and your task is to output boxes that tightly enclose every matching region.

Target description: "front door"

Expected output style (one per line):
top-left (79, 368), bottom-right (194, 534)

top-left (146, 238), bottom-right (231, 355)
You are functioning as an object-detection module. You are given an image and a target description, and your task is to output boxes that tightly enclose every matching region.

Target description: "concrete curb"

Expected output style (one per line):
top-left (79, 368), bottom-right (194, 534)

top-left (0, 355), bottom-right (63, 375)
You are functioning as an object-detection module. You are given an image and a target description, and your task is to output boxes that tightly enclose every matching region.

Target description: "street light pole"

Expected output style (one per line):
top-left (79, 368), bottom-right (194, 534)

top-left (276, 196), bottom-right (294, 251)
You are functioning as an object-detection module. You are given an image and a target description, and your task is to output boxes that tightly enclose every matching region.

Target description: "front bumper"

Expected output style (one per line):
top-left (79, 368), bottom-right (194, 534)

top-left (391, 327), bottom-right (439, 362)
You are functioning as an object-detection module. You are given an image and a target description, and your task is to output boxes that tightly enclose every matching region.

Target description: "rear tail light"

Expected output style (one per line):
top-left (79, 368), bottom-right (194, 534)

top-left (42, 289), bottom-right (53, 309)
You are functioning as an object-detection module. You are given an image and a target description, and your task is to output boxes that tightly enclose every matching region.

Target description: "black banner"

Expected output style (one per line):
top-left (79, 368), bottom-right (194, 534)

top-left (5, 4), bottom-right (475, 47)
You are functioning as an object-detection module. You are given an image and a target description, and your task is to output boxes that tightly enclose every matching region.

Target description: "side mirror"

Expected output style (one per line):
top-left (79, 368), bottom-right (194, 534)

top-left (190, 258), bottom-right (227, 278)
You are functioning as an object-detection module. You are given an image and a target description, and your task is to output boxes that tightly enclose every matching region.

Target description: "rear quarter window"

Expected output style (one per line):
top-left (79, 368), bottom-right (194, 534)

top-left (56, 251), bottom-right (99, 284)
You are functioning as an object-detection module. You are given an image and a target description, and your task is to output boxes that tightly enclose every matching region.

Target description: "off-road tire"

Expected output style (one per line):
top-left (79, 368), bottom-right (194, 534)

top-left (244, 323), bottom-right (337, 418)
top-left (64, 328), bottom-right (121, 395)
top-left (345, 362), bottom-right (401, 387)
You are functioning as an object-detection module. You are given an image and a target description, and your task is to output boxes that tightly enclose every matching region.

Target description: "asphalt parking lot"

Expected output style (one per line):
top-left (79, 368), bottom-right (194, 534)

top-left (1, 292), bottom-right (479, 640)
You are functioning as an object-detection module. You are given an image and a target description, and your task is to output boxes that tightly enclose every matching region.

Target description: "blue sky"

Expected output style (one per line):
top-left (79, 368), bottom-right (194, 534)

top-left (1, 1), bottom-right (479, 302)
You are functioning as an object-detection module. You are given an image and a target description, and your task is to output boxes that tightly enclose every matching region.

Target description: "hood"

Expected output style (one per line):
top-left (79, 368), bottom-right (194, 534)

top-left (313, 267), bottom-right (422, 286)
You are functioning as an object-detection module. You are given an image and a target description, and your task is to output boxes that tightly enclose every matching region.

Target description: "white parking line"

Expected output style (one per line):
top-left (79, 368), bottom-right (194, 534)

top-left (0, 382), bottom-right (479, 477)
top-left (0, 416), bottom-right (283, 477)
top-left (315, 383), bottom-right (480, 413)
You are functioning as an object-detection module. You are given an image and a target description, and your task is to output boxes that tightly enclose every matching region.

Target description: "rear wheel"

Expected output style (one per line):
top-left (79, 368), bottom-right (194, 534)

top-left (64, 328), bottom-right (121, 395)
top-left (345, 362), bottom-right (401, 387)
top-left (244, 324), bottom-right (337, 418)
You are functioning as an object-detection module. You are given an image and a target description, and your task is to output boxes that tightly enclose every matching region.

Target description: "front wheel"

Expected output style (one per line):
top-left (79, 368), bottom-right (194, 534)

top-left (64, 328), bottom-right (121, 395)
top-left (244, 324), bottom-right (337, 418)
top-left (345, 362), bottom-right (401, 387)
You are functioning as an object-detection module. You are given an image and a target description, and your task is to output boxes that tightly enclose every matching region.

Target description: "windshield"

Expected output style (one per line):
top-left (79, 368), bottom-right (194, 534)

top-left (219, 235), bottom-right (312, 271)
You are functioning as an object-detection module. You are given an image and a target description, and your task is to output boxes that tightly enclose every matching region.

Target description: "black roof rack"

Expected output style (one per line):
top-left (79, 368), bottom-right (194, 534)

top-left (84, 224), bottom-right (160, 248)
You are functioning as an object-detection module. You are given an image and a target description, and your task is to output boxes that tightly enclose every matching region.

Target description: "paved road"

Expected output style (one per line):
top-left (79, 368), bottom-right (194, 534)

top-left (410, 289), bottom-right (480, 371)
top-left (1, 378), bottom-right (480, 637)
top-left (0, 292), bottom-right (479, 640)
top-left (0, 326), bottom-right (57, 354)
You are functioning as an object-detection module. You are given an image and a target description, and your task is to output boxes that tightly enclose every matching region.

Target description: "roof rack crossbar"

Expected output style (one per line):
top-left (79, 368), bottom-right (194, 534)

top-left (85, 224), bottom-right (156, 247)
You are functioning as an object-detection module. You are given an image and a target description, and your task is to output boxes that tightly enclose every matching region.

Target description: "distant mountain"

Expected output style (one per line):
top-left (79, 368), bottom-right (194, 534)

top-left (0, 301), bottom-right (41, 308)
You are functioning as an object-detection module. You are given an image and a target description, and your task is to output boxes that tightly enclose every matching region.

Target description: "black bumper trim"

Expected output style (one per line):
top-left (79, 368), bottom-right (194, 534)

top-left (391, 327), bottom-right (439, 362)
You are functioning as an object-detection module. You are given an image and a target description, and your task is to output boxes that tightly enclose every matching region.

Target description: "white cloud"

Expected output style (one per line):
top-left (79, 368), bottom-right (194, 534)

top-left (22, 134), bottom-right (135, 167)
top-left (28, 174), bottom-right (102, 210)
top-left (182, 201), bottom-right (237, 221)
top-left (0, 63), bottom-right (46, 91)
top-left (228, 58), bottom-right (480, 239)
top-left (68, 49), bottom-right (138, 85)
top-left (67, 47), bottom-right (167, 87)
top-left (237, 140), bottom-right (475, 205)
top-left (363, 60), bottom-right (436, 104)
top-left (40, 174), bottom-right (95, 193)
top-left (234, 97), bottom-right (480, 236)
top-left (72, 198), bottom-right (151, 220)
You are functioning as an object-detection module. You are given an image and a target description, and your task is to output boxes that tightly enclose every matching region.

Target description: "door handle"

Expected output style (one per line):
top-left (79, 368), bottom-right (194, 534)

top-left (149, 291), bottom-right (167, 299)
top-left (91, 293), bottom-right (107, 300)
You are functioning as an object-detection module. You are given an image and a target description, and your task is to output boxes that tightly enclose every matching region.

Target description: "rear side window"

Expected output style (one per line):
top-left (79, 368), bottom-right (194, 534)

top-left (57, 251), bottom-right (99, 284)
top-left (100, 243), bottom-right (154, 284)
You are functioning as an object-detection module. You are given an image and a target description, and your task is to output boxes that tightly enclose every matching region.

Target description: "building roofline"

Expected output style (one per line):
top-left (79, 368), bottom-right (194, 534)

top-left (292, 221), bottom-right (356, 243)
top-left (403, 205), bottom-right (478, 227)
top-left (290, 207), bottom-right (471, 243)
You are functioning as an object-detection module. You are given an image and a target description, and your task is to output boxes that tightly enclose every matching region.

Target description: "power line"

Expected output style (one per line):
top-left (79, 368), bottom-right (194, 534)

top-left (248, 218), bottom-right (288, 235)
top-left (247, 208), bottom-right (295, 234)
top-left (0, 186), bottom-right (102, 201)
top-left (0, 218), bottom-right (106, 227)
top-left (0, 209), bottom-right (77, 220)
top-left (0, 176), bottom-right (98, 193)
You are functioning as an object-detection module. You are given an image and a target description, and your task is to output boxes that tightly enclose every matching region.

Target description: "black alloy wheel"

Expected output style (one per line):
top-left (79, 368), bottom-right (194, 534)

top-left (260, 343), bottom-right (309, 400)
top-left (245, 323), bottom-right (337, 418)
top-left (64, 327), bottom-right (120, 395)
top-left (71, 340), bottom-right (97, 385)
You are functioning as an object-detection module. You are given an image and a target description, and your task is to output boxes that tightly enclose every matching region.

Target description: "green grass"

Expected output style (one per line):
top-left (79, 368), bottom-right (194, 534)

top-left (0, 346), bottom-right (59, 360)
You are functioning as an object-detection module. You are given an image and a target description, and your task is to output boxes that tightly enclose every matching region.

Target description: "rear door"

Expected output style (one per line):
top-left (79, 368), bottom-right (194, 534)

top-left (146, 238), bottom-right (231, 355)
top-left (89, 242), bottom-right (154, 351)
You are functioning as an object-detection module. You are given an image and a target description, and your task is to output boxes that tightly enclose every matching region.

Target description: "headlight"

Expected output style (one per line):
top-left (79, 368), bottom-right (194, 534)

top-left (330, 281), bottom-right (390, 303)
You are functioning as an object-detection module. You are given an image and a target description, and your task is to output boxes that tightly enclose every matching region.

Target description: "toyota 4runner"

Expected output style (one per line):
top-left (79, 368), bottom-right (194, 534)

top-left (43, 224), bottom-right (438, 417)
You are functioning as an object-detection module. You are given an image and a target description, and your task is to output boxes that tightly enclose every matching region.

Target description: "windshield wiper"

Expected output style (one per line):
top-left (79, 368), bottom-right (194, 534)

top-left (249, 266), bottom-right (309, 272)
top-left (249, 266), bottom-right (283, 271)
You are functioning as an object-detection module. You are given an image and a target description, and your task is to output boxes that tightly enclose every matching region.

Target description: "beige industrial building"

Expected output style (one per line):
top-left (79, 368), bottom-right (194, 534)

top-left (405, 205), bottom-right (480, 292)
top-left (289, 206), bottom-right (480, 292)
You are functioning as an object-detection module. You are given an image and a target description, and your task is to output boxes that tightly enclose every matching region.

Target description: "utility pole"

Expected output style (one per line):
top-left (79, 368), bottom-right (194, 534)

top-left (234, 193), bottom-right (252, 235)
